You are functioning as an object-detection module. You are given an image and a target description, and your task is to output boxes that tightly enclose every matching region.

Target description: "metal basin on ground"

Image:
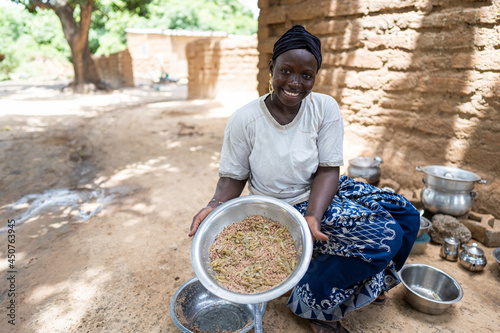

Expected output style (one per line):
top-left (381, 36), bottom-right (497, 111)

top-left (170, 277), bottom-right (266, 333)
top-left (400, 263), bottom-right (463, 315)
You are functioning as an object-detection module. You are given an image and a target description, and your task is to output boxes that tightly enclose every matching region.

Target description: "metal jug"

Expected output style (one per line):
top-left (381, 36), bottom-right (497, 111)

top-left (440, 237), bottom-right (460, 261)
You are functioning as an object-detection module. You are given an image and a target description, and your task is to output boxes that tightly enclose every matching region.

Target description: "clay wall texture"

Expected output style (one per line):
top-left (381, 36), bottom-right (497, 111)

top-left (126, 29), bottom-right (228, 85)
top-left (257, 0), bottom-right (500, 217)
top-left (186, 35), bottom-right (259, 100)
top-left (93, 49), bottom-right (134, 89)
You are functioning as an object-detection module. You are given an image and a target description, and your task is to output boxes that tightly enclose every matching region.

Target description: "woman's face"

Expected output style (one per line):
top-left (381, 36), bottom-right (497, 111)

top-left (269, 48), bottom-right (318, 107)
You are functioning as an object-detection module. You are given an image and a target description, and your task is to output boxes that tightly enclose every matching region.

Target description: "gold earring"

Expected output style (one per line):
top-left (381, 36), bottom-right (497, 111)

top-left (268, 73), bottom-right (274, 100)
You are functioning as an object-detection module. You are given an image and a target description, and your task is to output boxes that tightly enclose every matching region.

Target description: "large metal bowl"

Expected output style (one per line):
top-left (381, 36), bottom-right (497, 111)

top-left (170, 277), bottom-right (266, 333)
top-left (400, 263), bottom-right (463, 315)
top-left (191, 195), bottom-right (313, 305)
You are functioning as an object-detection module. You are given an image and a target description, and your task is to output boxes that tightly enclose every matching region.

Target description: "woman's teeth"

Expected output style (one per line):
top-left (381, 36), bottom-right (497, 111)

top-left (284, 90), bottom-right (299, 97)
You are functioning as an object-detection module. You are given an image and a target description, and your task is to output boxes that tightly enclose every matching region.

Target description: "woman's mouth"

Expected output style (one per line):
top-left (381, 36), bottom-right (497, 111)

top-left (283, 89), bottom-right (300, 99)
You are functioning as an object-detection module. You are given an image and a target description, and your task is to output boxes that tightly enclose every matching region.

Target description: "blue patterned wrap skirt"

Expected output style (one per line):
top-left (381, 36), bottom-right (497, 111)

top-left (287, 176), bottom-right (420, 321)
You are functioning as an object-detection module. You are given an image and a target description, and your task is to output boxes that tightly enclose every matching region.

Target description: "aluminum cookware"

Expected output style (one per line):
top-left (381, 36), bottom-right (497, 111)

top-left (416, 165), bottom-right (487, 216)
top-left (417, 216), bottom-right (432, 238)
top-left (493, 247), bottom-right (500, 270)
top-left (348, 156), bottom-right (383, 184)
top-left (440, 237), bottom-right (460, 261)
top-left (191, 195), bottom-right (313, 333)
top-left (170, 277), bottom-right (266, 333)
top-left (399, 263), bottom-right (463, 315)
top-left (459, 242), bottom-right (487, 272)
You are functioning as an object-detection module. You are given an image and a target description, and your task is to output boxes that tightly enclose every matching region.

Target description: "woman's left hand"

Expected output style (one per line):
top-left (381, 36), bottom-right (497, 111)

top-left (304, 215), bottom-right (328, 242)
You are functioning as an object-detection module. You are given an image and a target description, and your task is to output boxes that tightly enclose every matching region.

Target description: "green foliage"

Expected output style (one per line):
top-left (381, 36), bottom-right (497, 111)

top-left (1, 0), bottom-right (257, 77)
top-left (0, 5), bottom-right (70, 80)
top-left (132, 0), bottom-right (257, 34)
top-left (90, 0), bottom-right (257, 56)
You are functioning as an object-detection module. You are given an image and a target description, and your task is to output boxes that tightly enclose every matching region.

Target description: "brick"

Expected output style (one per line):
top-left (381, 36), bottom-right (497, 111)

top-left (421, 10), bottom-right (468, 29)
top-left (324, 0), bottom-right (368, 17)
top-left (382, 72), bottom-right (419, 91)
top-left (461, 211), bottom-right (500, 247)
top-left (322, 35), bottom-right (363, 51)
top-left (258, 0), bottom-right (269, 8)
top-left (257, 38), bottom-right (275, 54)
top-left (418, 29), bottom-right (475, 51)
top-left (307, 19), bottom-right (350, 37)
top-left (316, 68), bottom-right (346, 87)
top-left (258, 6), bottom-right (286, 25)
top-left (386, 50), bottom-right (413, 70)
top-left (472, 27), bottom-right (500, 47)
top-left (362, 29), bottom-right (420, 51)
top-left (417, 76), bottom-right (474, 95)
top-left (452, 50), bottom-right (500, 71)
top-left (380, 92), bottom-right (422, 111)
top-left (344, 71), bottom-right (384, 90)
top-left (479, 80), bottom-right (500, 98)
top-left (368, 0), bottom-right (417, 12)
top-left (342, 50), bottom-right (384, 69)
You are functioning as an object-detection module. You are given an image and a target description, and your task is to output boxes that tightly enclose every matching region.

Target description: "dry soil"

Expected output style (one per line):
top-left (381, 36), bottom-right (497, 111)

top-left (0, 80), bottom-right (499, 333)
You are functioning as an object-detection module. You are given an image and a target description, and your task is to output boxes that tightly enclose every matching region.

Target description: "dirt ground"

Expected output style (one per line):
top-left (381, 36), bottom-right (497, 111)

top-left (0, 80), bottom-right (499, 333)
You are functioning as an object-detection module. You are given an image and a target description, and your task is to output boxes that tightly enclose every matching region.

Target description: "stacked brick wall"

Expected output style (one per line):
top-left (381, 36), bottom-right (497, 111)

top-left (93, 49), bottom-right (134, 89)
top-left (258, 0), bottom-right (500, 217)
top-left (186, 36), bottom-right (259, 99)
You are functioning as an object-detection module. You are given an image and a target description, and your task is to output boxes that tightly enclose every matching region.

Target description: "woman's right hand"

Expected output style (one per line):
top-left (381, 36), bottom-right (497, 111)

top-left (188, 206), bottom-right (214, 237)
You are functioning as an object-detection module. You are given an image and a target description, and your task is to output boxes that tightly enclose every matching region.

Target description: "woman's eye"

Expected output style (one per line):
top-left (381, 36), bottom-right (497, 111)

top-left (281, 69), bottom-right (290, 74)
top-left (303, 74), bottom-right (313, 80)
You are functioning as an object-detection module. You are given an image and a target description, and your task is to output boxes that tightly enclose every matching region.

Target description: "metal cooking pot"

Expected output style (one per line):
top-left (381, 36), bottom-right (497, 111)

top-left (348, 156), bottom-right (383, 184)
top-left (416, 165), bottom-right (487, 217)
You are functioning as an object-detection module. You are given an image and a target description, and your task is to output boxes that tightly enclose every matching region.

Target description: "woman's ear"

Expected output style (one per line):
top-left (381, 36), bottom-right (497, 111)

top-left (268, 59), bottom-right (274, 75)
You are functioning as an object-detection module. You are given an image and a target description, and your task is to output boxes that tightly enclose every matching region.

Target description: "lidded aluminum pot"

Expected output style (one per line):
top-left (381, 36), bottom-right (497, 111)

top-left (440, 237), bottom-right (460, 261)
top-left (348, 156), bottom-right (383, 184)
top-left (416, 165), bottom-right (487, 217)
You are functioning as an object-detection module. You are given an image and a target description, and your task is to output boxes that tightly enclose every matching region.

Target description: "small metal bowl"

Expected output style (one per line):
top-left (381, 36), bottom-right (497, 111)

top-left (191, 195), bottom-right (313, 305)
top-left (400, 263), bottom-right (463, 315)
top-left (170, 277), bottom-right (266, 333)
top-left (417, 216), bottom-right (432, 238)
top-left (410, 233), bottom-right (430, 255)
top-left (492, 247), bottom-right (500, 269)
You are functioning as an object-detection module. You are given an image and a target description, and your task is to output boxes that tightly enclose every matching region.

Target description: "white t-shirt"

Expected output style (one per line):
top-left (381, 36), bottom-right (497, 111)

top-left (219, 92), bottom-right (344, 205)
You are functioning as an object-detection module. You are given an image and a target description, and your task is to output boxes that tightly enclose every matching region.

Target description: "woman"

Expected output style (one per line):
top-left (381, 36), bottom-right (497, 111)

top-left (189, 25), bottom-right (419, 333)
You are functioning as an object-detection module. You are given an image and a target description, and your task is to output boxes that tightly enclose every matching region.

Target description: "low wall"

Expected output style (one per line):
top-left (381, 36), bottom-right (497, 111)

top-left (186, 35), bottom-right (259, 100)
top-left (257, 0), bottom-right (500, 217)
top-left (93, 49), bottom-right (134, 89)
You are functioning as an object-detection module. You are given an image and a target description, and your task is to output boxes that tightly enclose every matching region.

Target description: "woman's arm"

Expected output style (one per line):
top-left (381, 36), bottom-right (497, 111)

top-left (189, 177), bottom-right (247, 237)
top-left (304, 166), bottom-right (340, 241)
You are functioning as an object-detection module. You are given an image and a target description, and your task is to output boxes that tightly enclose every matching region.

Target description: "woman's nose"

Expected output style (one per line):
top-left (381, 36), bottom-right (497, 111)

top-left (288, 74), bottom-right (300, 88)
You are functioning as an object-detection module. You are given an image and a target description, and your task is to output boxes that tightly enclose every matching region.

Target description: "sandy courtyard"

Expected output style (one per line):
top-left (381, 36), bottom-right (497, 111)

top-left (0, 80), bottom-right (499, 333)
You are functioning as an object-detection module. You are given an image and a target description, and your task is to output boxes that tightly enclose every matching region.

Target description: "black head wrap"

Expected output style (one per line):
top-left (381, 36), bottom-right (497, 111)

top-left (272, 25), bottom-right (322, 71)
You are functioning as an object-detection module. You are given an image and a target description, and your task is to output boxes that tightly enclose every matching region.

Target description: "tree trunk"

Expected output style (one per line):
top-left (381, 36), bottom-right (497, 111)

top-left (36, 0), bottom-right (106, 92)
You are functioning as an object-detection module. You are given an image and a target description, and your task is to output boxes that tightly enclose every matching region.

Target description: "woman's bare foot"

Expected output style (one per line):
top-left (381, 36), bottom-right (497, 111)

top-left (372, 290), bottom-right (387, 305)
top-left (309, 319), bottom-right (350, 333)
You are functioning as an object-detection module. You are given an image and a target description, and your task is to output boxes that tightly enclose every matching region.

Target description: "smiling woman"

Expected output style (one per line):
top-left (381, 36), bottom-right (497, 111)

top-left (189, 25), bottom-right (420, 333)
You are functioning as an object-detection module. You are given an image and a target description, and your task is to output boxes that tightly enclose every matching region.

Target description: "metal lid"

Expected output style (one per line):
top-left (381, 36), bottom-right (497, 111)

top-left (349, 156), bottom-right (383, 168)
top-left (464, 243), bottom-right (485, 256)
top-left (444, 237), bottom-right (460, 245)
top-left (416, 165), bottom-right (484, 182)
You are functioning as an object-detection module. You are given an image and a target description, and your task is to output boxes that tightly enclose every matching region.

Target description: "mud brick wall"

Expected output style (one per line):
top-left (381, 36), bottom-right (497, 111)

top-left (186, 36), bottom-right (259, 100)
top-left (257, 0), bottom-right (500, 217)
top-left (93, 49), bottom-right (134, 89)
